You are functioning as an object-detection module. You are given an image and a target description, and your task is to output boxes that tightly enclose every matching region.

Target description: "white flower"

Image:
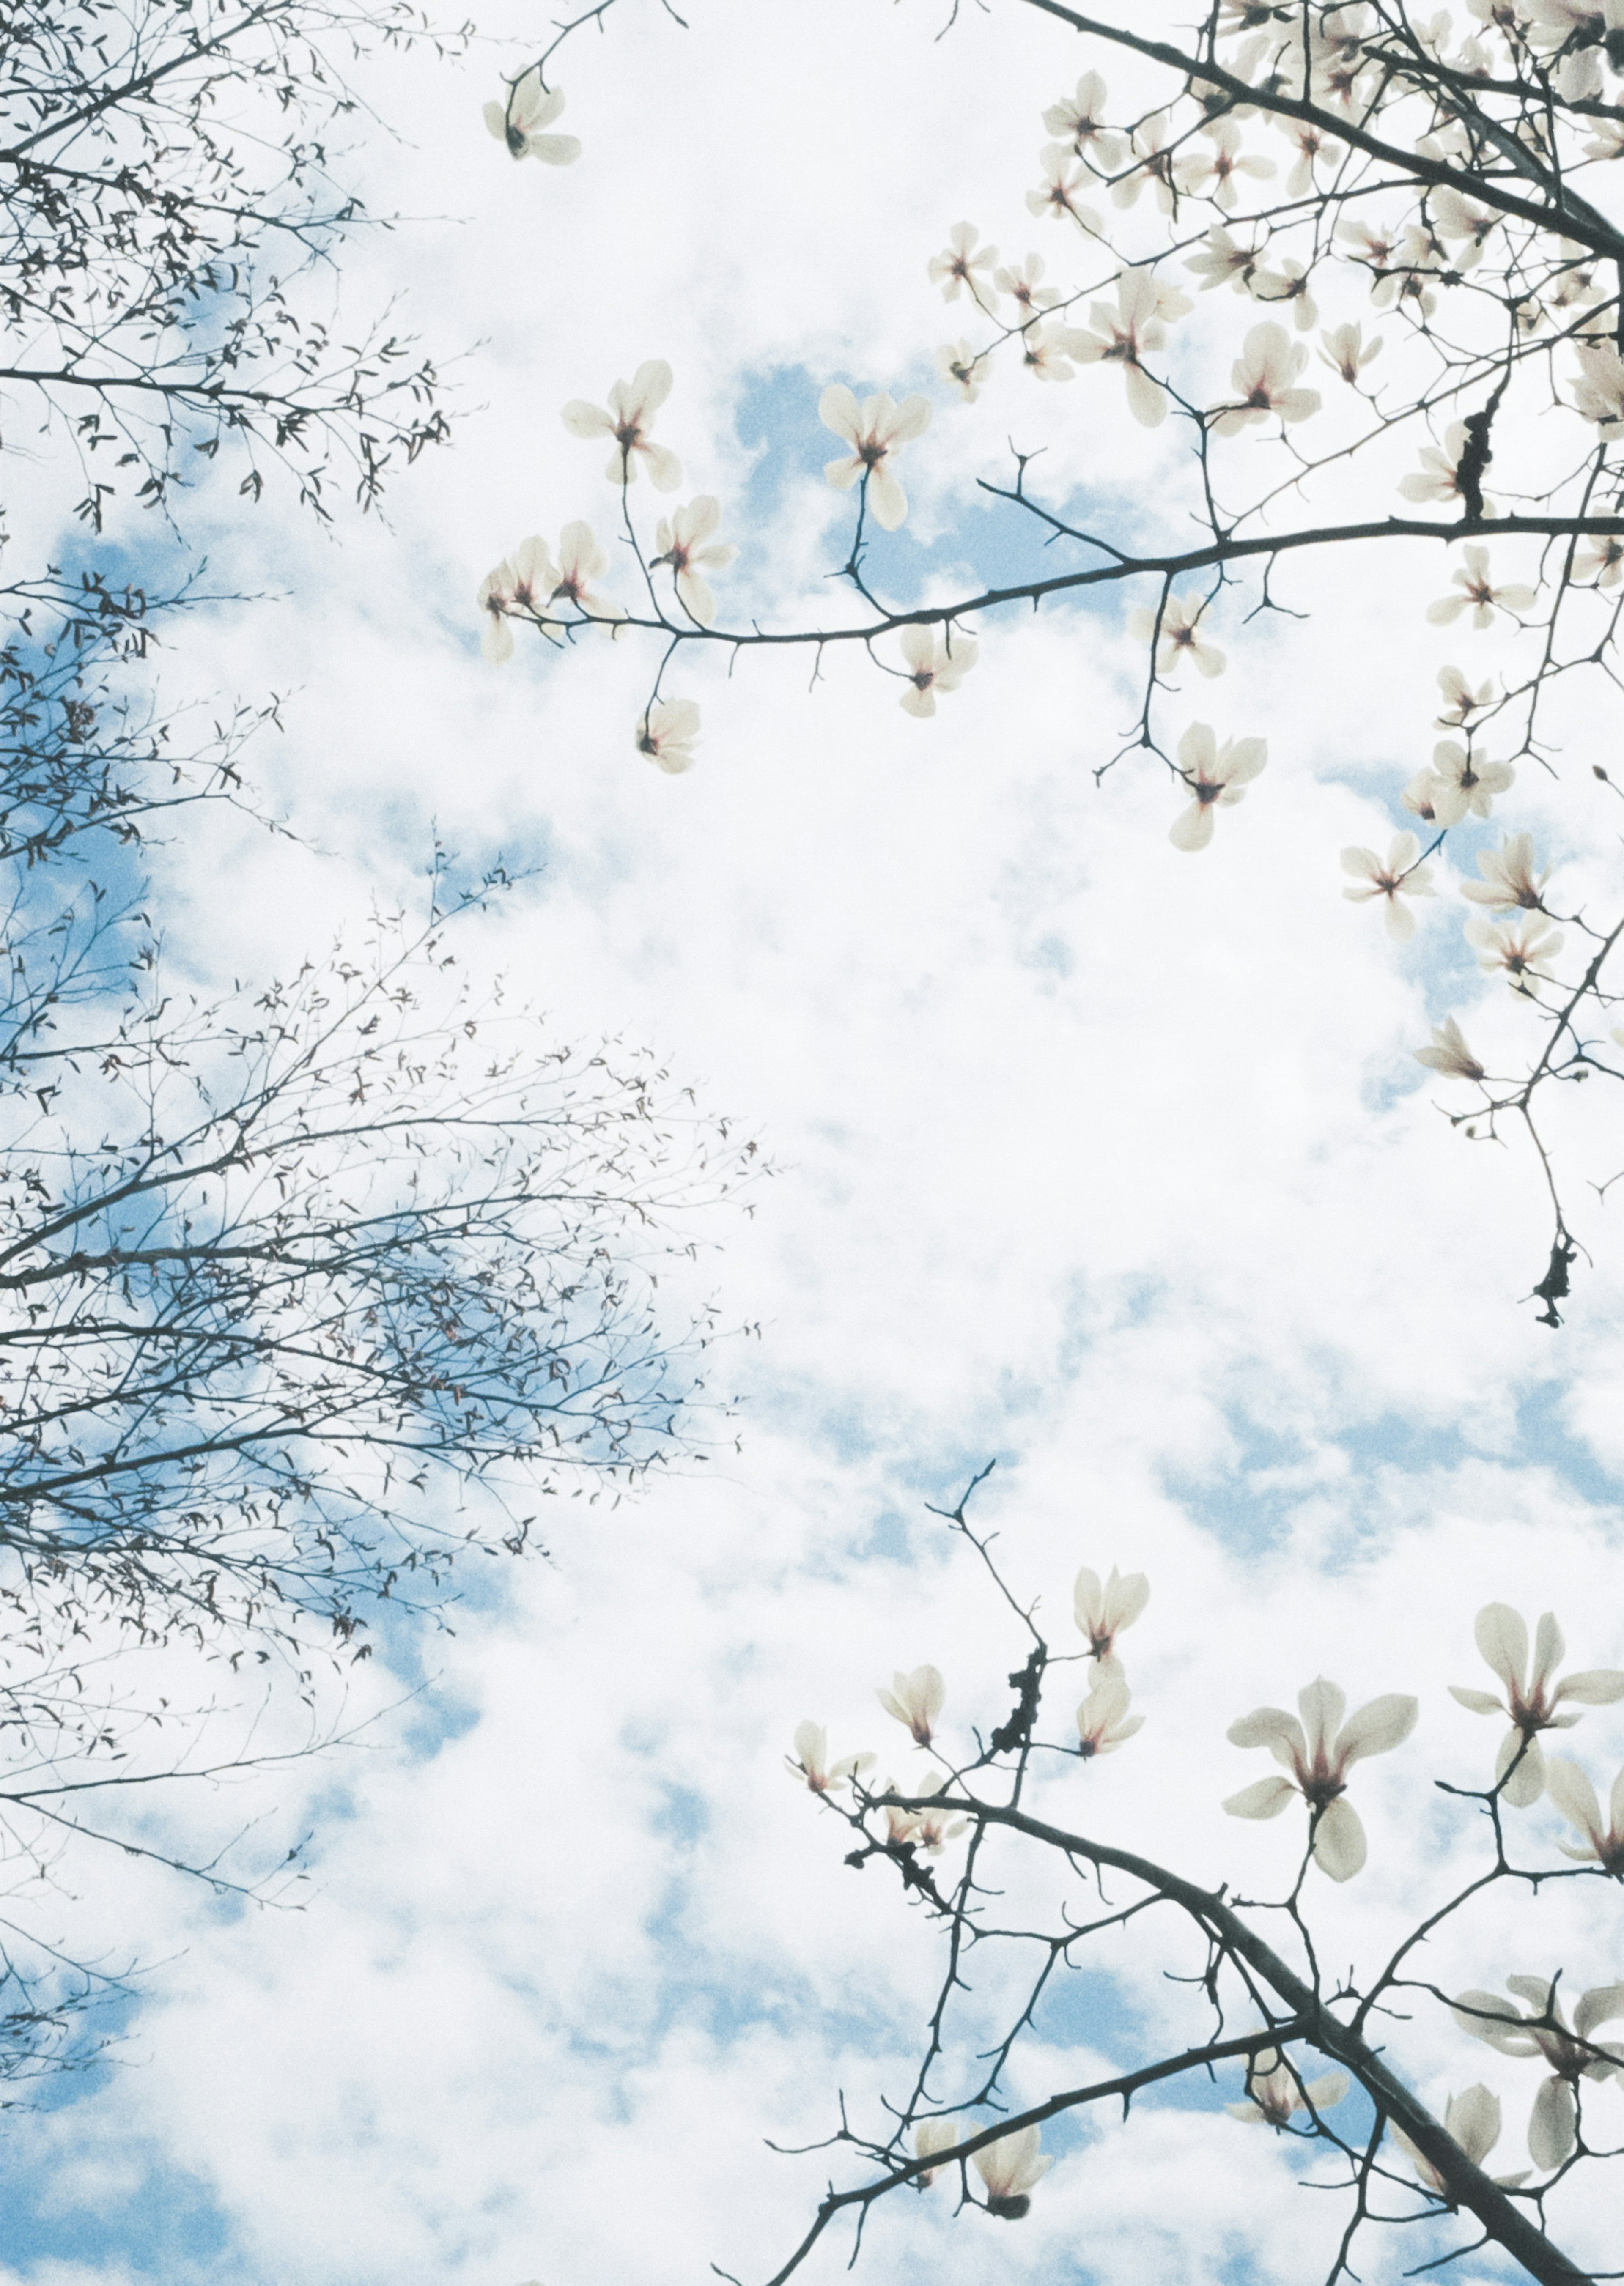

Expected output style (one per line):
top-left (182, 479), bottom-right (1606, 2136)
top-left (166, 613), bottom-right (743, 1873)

top-left (1076, 1673), bottom-right (1144, 1758)
top-left (1224, 1676), bottom-right (1418, 1881)
top-left (972, 2124), bottom-right (1051, 2218)
top-left (1465, 914), bottom-right (1564, 995)
top-left (1251, 255), bottom-right (1318, 332)
top-left (928, 222), bottom-right (998, 304)
top-left (875, 1782), bottom-right (923, 1847)
top-left (1413, 1017), bottom-right (1486, 1083)
top-left (1461, 832), bottom-right (1549, 913)
top-left (1426, 546), bottom-right (1536, 628)
top-left (1399, 422), bottom-right (1491, 515)
top-left (908, 1771), bottom-right (969, 1853)
top-left (898, 625), bottom-right (978, 718)
top-left (1070, 270), bottom-right (1189, 428)
top-left (1429, 738), bottom-right (1514, 824)
top-left (1341, 831), bottom-right (1436, 940)
top-left (562, 360), bottom-right (682, 490)
top-left (1042, 71), bottom-right (1126, 169)
top-left (544, 522), bottom-right (624, 626)
top-left (1430, 186), bottom-right (1499, 267)
top-left (1452, 1978), bottom-right (1624, 2167)
top-left (483, 70), bottom-right (581, 165)
top-left (1128, 592), bottom-right (1226, 679)
top-left (1401, 768), bottom-right (1445, 824)
top-left (1575, 535), bottom-right (1624, 587)
top-left (1186, 225), bottom-right (1264, 296)
top-left (1210, 321), bottom-right (1321, 436)
top-left (1281, 118), bottom-right (1341, 197)
top-left (993, 252), bottom-right (1062, 317)
top-left (936, 340), bottom-right (986, 403)
top-left (1226, 2049), bottom-right (1350, 2127)
top-left (1436, 665), bottom-right (1494, 726)
top-left (819, 386), bottom-right (932, 532)
top-left (786, 1719), bottom-right (875, 1794)
top-left (1547, 1759), bottom-right (1624, 1874)
top-left (1027, 142), bottom-right (1103, 233)
top-left (1319, 321), bottom-right (1383, 384)
top-left (477, 556), bottom-right (520, 663)
top-left (636, 696), bottom-right (702, 776)
top-left (915, 2119), bottom-right (960, 2185)
top-left (1449, 1605), bottom-right (1624, 1806)
top-left (1074, 1563), bottom-right (1149, 1673)
top-left (1389, 2086), bottom-right (1529, 2196)
top-left (1169, 722), bottom-right (1266, 851)
top-left (1183, 117), bottom-right (1276, 209)
top-left (652, 497), bottom-right (735, 626)
top-left (1111, 110), bottom-right (1183, 214)
top-left (1021, 320), bottom-right (1079, 383)
top-left (877, 1664), bottom-right (946, 1748)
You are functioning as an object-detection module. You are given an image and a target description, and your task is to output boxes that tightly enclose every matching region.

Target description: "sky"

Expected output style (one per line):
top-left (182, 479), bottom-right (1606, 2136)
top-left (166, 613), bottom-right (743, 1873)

top-left (9, 3), bottom-right (1624, 2283)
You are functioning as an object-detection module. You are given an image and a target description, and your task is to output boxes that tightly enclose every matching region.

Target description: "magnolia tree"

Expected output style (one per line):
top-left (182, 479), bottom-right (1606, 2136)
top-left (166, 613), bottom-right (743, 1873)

top-left (768, 1469), bottom-right (1624, 2286)
top-left (479, 0), bottom-right (1624, 1321)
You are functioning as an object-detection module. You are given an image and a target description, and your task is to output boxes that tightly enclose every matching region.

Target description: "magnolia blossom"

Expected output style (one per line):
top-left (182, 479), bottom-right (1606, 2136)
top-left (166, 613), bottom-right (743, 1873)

top-left (652, 497), bottom-right (735, 626)
top-left (1426, 545), bottom-right (1537, 628)
top-left (1399, 422), bottom-right (1492, 515)
top-left (636, 696), bottom-right (702, 776)
top-left (928, 222), bottom-right (998, 304)
top-left (1224, 1677), bottom-right (1419, 1881)
top-left (1436, 665), bottom-right (1494, 726)
top-left (915, 2119), bottom-right (959, 2185)
top-left (876, 1784), bottom-right (923, 1847)
top-left (562, 360), bottom-right (682, 489)
top-left (1429, 738), bottom-right (1514, 824)
top-left (1449, 1604), bottom-right (1624, 1806)
top-left (1169, 723), bottom-right (1267, 852)
top-left (1027, 143), bottom-right (1102, 233)
top-left (1076, 1674), bottom-right (1143, 1758)
top-left (1401, 768), bottom-right (1443, 824)
top-left (1070, 271), bottom-right (1189, 427)
top-left (1453, 1978), bottom-right (1624, 2168)
top-left (1210, 322), bottom-right (1321, 436)
top-left (786, 1720), bottom-right (875, 1795)
top-left (1548, 1758), bottom-right (1624, 1873)
top-left (1341, 832), bottom-right (1435, 941)
top-left (972, 2124), bottom-right (1051, 2218)
top-left (1389, 2086), bottom-right (1528, 2196)
top-left (1320, 321), bottom-right (1383, 384)
top-left (936, 340), bottom-right (985, 402)
top-left (1252, 256), bottom-right (1318, 332)
top-left (819, 386), bottom-right (932, 532)
top-left (908, 1772), bottom-right (969, 1853)
top-left (1127, 593), bottom-right (1226, 679)
top-left (1575, 534), bottom-right (1624, 587)
top-left (1183, 117), bottom-right (1275, 209)
top-left (1430, 186), bottom-right (1500, 266)
top-left (1461, 831), bottom-right (1549, 913)
top-left (477, 557), bottom-right (521, 663)
top-left (1465, 914), bottom-right (1564, 995)
top-left (542, 522), bottom-right (624, 626)
top-left (1111, 110), bottom-right (1182, 214)
top-left (1042, 71), bottom-right (1126, 169)
top-left (993, 252), bottom-right (1061, 316)
top-left (898, 625), bottom-right (978, 718)
top-left (1022, 321), bottom-right (1079, 383)
top-left (1414, 1017), bottom-right (1486, 1083)
top-left (1281, 118), bottom-right (1341, 198)
top-left (483, 70), bottom-right (581, 164)
top-left (1226, 2050), bottom-right (1350, 2127)
top-left (877, 1663), bottom-right (945, 1747)
top-left (1186, 225), bottom-right (1264, 296)
top-left (1074, 1563), bottom-right (1149, 1672)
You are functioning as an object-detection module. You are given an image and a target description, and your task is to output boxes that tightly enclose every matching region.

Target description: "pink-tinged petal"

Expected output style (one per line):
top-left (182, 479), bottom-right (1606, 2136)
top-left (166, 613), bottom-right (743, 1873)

top-left (1312, 1795), bottom-right (1366, 1880)
top-left (1223, 1775), bottom-right (1297, 1819)
top-left (1476, 1604), bottom-right (1528, 1697)
top-left (1528, 2075), bottom-right (1577, 2170)
top-left (1169, 799), bottom-right (1214, 851)
top-left (1298, 1678), bottom-right (1347, 1761)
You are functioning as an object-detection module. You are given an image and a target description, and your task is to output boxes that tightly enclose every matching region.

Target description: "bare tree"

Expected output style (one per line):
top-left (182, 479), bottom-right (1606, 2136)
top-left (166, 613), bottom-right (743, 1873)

top-left (768, 1467), bottom-right (1624, 2286)
top-left (480, 0), bottom-right (1624, 1320)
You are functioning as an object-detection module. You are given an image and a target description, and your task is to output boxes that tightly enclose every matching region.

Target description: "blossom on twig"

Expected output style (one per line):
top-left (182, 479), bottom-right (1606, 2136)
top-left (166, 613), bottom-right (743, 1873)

top-left (898, 625), bottom-right (978, 718)
top-left (1319, 321), bottom-right (1383, 384)
top-left (1461, 832), bottom-right (1550, 913)
top-left (1074, 1563), bottom-right (1149, 1673)
top-left (652, 497), bottom-right (735, 626)
top-left (1413, 1017), bottom-right (1486, 1083)
top-left (819, 386), bottom-right (932, 532)
top-left (1070, 271), bottom-right (1188, 427)
top-left (1452, 1977), bottom-right (1624, 2167)
top-left (1183, 117), bottom-right (1276, 209)
top-left (483, 70), bottom-right (581, 164)
top-left (1168, 723), bottom-right (1266, 851)
top-left (928, 222), bottom-right (998, 303)
top-left (636, 697), bottom-right (702, 776)
top-left (1450, 1605), bottom-right (1624, 1804)
top-left (1435, 666), bottom-right (1494, 726)
top-left (1128, 593), bottom-right (1226, 679)
top-left (1429, 738), bottom-right (1514, 824)
top-left (936, 341), bottom-right (986, 403)
top-left (993, 252), bottom-right (1061, 317)
top-left (1573, 344), bottom-right (1624, 436)
top-left (972, 2124), bottom-right (1051, 2218)
top-left (1388, 2086), bottom-right (1528, 2196)
top-left (1021, 321), bottom-right (1079, 383)
top-left (1225, 2049), bottom-right (1348, 2127)
top-left (787, 1720), bottom-right (875, 1795)
top-left (1027, 143), bottom-right (1102, 232)
top-left (1341, 831), bottom-right (1435, 941)
top-left (1186, 224), bottom-right (1265, 296)
top-left (1224, 1676), bottom-right (1418, 1881)
top-left (1042, 71), bottom-right (1126, 169)
top-left (1399, 422), bottom-right (1493, 515)
top-left (562, 360), bottom-right (683, 490)
top-left (1574, 534), bottom-right (1624, 587)
top-left (877, 1664), bottom-right (945, 1747)
top-left (1426, 546), bottom-right (1537, 629)
top-left (915, 2119), bottom-right (959, 2185)
top-left (1210, 321), bottom-right (1321, 436)
top-left (1464, 914), bottom-right (1564, 995)
top-left (1547, 1759), bottom-right (1624, 1873)
top-left (1076, 1673), bottom-right (1144, 1758)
